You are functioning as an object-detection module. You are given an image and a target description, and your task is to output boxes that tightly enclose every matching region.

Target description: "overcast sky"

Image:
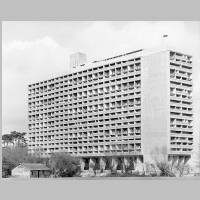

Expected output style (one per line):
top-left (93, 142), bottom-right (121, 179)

top-left (2, 21), bottom-right (200, 139)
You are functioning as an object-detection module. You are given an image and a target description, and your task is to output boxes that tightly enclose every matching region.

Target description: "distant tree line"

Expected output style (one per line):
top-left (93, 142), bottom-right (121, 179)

top-left (2, 131), bottom-right (27, 148)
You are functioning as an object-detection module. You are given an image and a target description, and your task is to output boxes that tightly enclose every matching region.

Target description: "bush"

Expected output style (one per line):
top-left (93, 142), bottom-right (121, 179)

top-left (49, 153), bottom-right (80, 177)
top-left (2, 146), bottom-right (81, 178)
top-left (2, 146), bottom-right (31, 177)
top-left (149, 145), bottom-right (191, 177)
top-left (105, 170), bottom-right (146, 177)
top-left (160, 171), bottom-right (175, 177)
top-left (105, 171), bottom-right (121, 177)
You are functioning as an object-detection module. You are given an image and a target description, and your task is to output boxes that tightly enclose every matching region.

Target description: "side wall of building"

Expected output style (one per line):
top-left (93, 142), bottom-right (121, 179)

top-left (141, 51), bottom-right (170, 163)
top-left (12, 167), bottom-right (31, 178)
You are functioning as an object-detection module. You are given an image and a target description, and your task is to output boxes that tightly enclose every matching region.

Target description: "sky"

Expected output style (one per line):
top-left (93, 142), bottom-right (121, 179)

top-left (2, 21), bottom-right (200, 146)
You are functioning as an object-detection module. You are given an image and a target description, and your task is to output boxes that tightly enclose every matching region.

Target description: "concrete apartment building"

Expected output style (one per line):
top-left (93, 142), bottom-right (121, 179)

top-left (27, 45), bottom-right (193, 170)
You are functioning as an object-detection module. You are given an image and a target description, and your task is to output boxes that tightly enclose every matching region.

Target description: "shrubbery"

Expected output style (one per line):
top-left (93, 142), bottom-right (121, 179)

top-left (105, 171), bottom-right (146, 177)
top-left (49, 153), bottom-right (81, 177)
top-left (2, 146), bottom-right (81, 178)
top-left (149, 145), bottom-right (190, 177)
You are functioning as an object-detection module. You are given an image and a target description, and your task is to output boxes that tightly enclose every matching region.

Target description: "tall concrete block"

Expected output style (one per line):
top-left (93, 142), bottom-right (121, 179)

top-left (141, 51), bottom-right (170, 163)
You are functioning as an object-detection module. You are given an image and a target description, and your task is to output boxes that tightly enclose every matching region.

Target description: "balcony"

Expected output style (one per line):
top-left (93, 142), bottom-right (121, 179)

top-left (129, 68), bottom-right (134, 72)
top-left (122, 70), bottom-right (128, 74)
top-left (123, 87), bottom-right (128, 91)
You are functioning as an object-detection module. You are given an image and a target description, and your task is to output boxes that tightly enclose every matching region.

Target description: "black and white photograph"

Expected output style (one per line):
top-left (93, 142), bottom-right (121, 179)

top-left (2, 21), bottom-right (200, 180)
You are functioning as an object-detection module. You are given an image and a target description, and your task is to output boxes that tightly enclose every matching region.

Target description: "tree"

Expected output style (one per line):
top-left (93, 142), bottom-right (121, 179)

top-left (2, 131), bottom-right (27, 148)
top-left (2, 146), bottom-right (29, 167)
top-left (2, 146), bottom-right (28, 177)
top-left (150, 145), bottom-right (190, 177)
top-left (49, 153), bottom-right (80, 177)
top-left (2, 134), bottom-right (13, 147)
top-left (2, 145), bottom-right (48, 177)
top-left (150, 146), bottom-right (172, 176)
top-left (10, 131), bottom-right (27, 147)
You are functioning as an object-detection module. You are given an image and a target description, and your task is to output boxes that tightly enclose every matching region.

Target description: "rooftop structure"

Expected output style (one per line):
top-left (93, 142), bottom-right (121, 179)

top-left (70, 52), bottom-right (87, 69)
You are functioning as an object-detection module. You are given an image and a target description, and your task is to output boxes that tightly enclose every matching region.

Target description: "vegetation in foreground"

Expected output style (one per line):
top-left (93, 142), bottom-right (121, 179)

top-left (2, 131), bottom-right (200, 178)
top-left (2, 146), bottom-right (81, 178)
top-left (2, 131), bottom-right (80, 178)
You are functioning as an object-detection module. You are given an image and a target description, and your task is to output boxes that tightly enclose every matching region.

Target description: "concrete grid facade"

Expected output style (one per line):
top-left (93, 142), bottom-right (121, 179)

top-left (27, 46), bottom-right (193, 170)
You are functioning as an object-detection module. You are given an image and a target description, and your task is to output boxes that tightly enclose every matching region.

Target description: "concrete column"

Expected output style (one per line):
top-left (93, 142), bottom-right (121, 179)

top-left (124, 157), bottom-right (131, 168)
top-left (111, 157), bottom-right (119, 171)
top-left (89, 158), bottom-right (96, 171)
top-left (133, 157), bottom-right (137, 170)
top-left (172, 156), bottom-right (179, 167)
top-left (99, 158), bottom-right (106, 171)
top-left (168, 155), bottom-right (174, 170)
top-left (134, 156), bottom-right (144, 172)
top-left (178, 156), bottom-right (184, 167)
top-left (171, 156), bottom-right (179, 174)
top-left (79, 158), bottom-right (85, 171)
top-left (184, 156), bottom-right (190, 165)
top-left (122, 157), bottom-right (131, 173)
top-left (183, 156), bottom-right (190, 175)
top-left (168, 155), bottom-right (173, 164)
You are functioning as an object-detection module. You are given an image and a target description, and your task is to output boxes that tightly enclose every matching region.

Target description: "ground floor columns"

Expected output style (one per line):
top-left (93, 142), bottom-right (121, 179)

top-left (122, 157), bottom-right (131, 172)
top-left (178, 156), bottom-right (185, 166)
top-left (89, 158), bottom-right (96, 171)
top-left (80, 156), bottom-right (145, 172)
top-left (99, 158), bottom-right (106, 171)
top-left (170, 156), bottom-right (190, 167)
top-left (134, 156), bottom-right (144, 172)
top-left (124, 157), bottom-right (131, 167)
top-left (184, 156), bottom-right (190, 165)
top-left (111, 157), bottom-right (119, 171)
top-left (168, 155), bottom-right (173, 168)
top-left (80, 158), bottom-right (85, 171)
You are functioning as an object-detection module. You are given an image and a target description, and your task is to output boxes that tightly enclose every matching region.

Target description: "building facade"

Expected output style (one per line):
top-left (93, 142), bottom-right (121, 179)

top-left (27, 46), bottom-right (193, 170)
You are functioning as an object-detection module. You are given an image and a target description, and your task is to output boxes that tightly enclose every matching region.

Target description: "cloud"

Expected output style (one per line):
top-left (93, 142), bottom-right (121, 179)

top-left (73, 21), bottom-right (200, 119)
top-left (2, 36), bottom-right (73, 134)
top-left (72, 21), bottom-right (200, 61)
top-left (2, 22), bottom-right (200, 136)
